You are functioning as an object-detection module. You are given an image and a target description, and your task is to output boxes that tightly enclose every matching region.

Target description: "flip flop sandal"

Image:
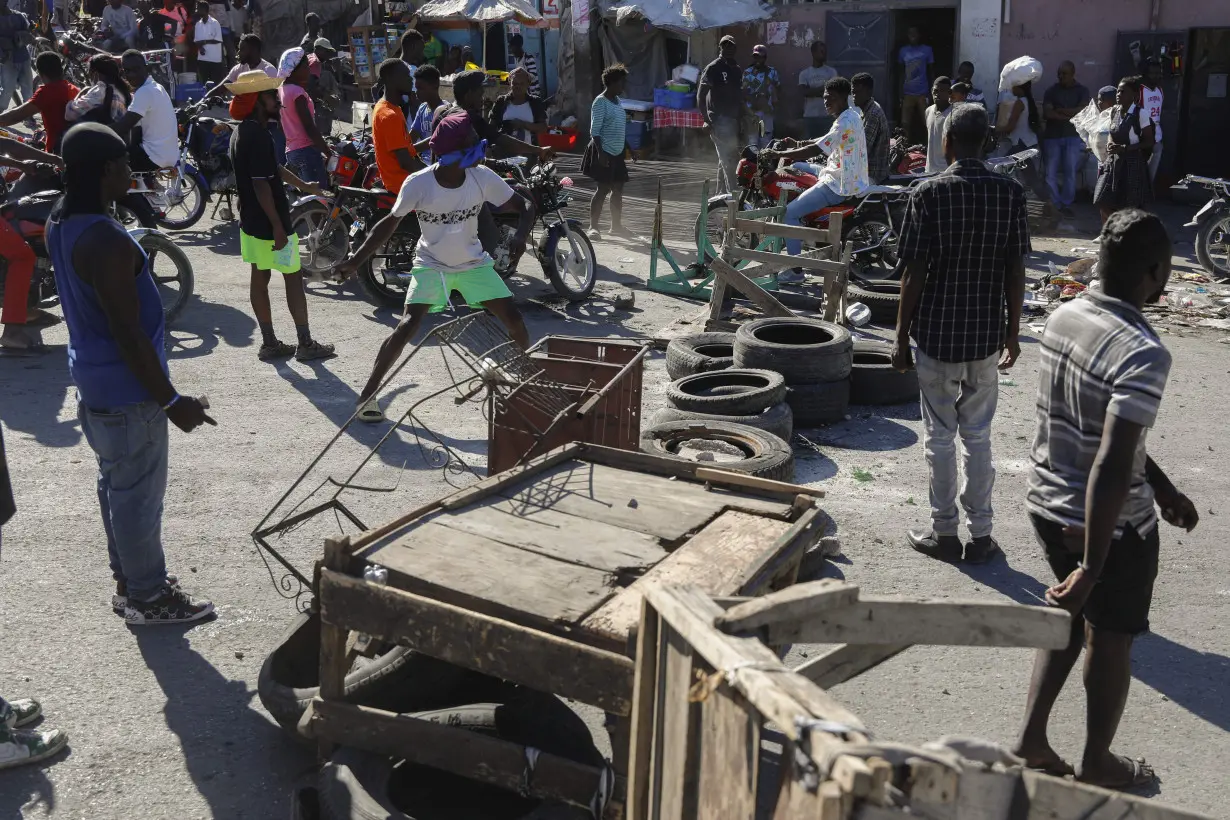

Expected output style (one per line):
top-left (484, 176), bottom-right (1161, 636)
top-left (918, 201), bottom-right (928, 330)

top-left (1080, 756), bottom-right (1155, 790)
top-left (356, 398), bottom-right (385, 424)
top-left (258, 341), bottom-right (296, 361)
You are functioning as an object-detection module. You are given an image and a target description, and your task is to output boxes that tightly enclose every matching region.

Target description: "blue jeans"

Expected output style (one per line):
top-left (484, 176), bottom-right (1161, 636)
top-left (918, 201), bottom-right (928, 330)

top-left (784, 177), bottom-right (843, 255)
top-left (286, 146), bottom-right (327, 187)
top-left (1044, 135), bottom-right (1085, 208)
top-left (0, 60), bottom-right (32, 113)
top-left (710, 116), bottom-right (741, 195)
top-left (78, 400), bottom-right (169, 601)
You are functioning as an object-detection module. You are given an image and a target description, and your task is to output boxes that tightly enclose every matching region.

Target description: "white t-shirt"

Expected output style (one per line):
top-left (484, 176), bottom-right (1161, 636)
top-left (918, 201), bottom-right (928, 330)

top-left (924, 104), bottom-right (951, 173)
top-left (501, 100), bottom-right (534, 144)
top-left (130, 76), bottom-right (180, 168)
top-left (224, 59), bottom-right (277, 83)
top-left (1140, 85), bottom-right (1163, 142)
top-left (999, 90), bottom-right (1037, 147)
top-left (798, 65), bottom-right (837, 119)
top-left (392, 164), bottom-right (515, 272)
top-left (194, 15), bottom-right (222, 63)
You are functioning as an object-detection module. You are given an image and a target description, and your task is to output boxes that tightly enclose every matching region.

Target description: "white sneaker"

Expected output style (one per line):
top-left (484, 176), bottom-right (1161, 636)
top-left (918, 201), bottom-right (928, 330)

top-left (0, 728), bottom-right (68, 770)
top-left (777, 269), bottom-right (806, 284)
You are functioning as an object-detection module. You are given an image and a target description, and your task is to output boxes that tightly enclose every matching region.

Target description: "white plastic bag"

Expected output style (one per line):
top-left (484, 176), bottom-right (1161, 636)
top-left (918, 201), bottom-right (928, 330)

top-left (999, 56), bottom-right (1043, 92)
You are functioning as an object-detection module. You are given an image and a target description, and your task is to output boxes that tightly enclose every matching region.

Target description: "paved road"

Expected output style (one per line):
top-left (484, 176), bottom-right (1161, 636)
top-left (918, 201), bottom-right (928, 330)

top-left (0, 193), bottom-right (1226, 818)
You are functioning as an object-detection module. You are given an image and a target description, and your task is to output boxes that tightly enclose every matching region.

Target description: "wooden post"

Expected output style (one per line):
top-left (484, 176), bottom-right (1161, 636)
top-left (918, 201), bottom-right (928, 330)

top-left (317, 534), bottom-right (355, 762)
top-left (708, 197), bottom-right (738, 323)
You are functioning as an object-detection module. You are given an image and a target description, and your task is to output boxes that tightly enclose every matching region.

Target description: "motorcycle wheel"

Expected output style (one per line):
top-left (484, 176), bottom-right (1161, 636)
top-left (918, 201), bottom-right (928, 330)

top-left (358, 230), bottom-right (418, 308)
top-left (694, 191), bottom-right (760, 267)
top-left (290, 200), bottom-right (350, 280)
top-left (845, 212), bottom-right (901, 276)
top-left (157, 174), bottom-right (207, 231)
top-left (140, 232), bottom-right (194, 322)
top-left (1196, 213), bottom-right (1230, 277)
top-left (540, 218), bottom-right (597, 301)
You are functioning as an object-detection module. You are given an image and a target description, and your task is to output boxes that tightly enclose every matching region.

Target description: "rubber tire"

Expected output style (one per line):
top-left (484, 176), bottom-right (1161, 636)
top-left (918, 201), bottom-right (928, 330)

top-left (666, 369), bottom-right (786, 416)
top-left (664, 332), bottom-right (735, 380)
top-left (850, 340), bottom-right (919, 406)
top-left (786, 379), bottom-right (851, 427)
top-left (257, 612), bottom-right (504, 740)
top-left (640, 419), bottom-right (794, 481)
top-left (1196, 213), bottom-right (1230, 277)
top-left (318, 690), bottom-right (603, 820)
top-left (846, 280), bottom-right (902, 326)
top-left (156, 173), bottom-right (207, 231)
top-left (139, 232), bottom-right (194, 322)
top-left (541, 219), bottom-right (598, 301)
top-left (649, 401), bottom-right (793, 442)
top-left (734, 317), bottom-right (853, 383)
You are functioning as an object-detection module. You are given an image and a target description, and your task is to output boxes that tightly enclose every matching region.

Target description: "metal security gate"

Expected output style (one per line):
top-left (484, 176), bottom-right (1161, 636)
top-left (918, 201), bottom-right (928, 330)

top-left (827, 11), bottom-right (891, 113)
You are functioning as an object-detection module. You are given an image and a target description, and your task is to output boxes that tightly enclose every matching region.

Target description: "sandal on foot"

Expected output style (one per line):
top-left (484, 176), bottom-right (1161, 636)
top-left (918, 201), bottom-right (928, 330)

top-left (356, 398), bottom-right (385, 424)
top-left (295, 340), bottom-right (336, 362)
top-left (1026, 757), bottom-right (1076, 778)
top-left (258, 341), bottom-right (296, 361)
top-left (1079, 756), bottom-right (1155, 790)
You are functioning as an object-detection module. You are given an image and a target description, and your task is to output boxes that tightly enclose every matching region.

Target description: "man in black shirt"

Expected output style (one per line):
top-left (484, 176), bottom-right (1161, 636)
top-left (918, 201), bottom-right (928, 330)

top-left (136, 0), bottom-right (176, 49)
top-left (227, 70), bottom-right (334, 361)
top-left (697, 35), bottom-right (743, 195)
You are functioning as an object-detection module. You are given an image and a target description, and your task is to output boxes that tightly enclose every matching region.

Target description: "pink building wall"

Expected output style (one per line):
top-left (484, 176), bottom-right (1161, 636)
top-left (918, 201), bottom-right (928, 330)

top-left (1000, 0), bottom-right (1230, 90)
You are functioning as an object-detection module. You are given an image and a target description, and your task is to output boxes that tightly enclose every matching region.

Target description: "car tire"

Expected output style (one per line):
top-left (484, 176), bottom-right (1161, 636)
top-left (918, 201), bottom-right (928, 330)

top-left (640, 420), bottom-right (794, 481)
top-left (664, 332), bottom-right (736, 380)
top-left (649, 401), bottom-right (793, 442)
top-left (733, 317), bottom-right (853, 383)
top-left (850, 340), bottom-right (919, 405)
top-left (846, 280), bottom-right (902, 326)
top-left (786, 380), bottom-right (851, 427)
top-left (665, 369), bottom-right (787, 417)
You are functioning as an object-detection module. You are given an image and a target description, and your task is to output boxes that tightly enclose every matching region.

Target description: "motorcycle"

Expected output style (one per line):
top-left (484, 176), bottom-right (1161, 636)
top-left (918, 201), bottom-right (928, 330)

top-left (290, 156), bottom-right (596, 307)
top-left (1182, 175), bottom-right (1230, 277)
top-left (888, 127), bottom-right (926, 177)
top-left (0, 191), bottom-right (195, 321)
top-left (176, 100), bottom-right (236, 222)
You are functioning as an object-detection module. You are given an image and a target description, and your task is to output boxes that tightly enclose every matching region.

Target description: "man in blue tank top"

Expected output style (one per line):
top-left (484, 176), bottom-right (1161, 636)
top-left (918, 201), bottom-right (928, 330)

top-left (47, 123), bottom-right (216, 626)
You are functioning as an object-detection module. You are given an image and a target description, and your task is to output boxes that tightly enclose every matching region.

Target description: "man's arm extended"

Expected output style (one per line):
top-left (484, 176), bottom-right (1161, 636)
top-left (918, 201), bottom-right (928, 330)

top-left (277, 164), bottom-right (324, 195)
top-left (392, 146), bottom-right (425, 175)
top-left (1146, 456), bottom-right (1199, 531)
top-left (112, 110), bottom-right (142, 139)
top-left (0, 100), bottom-right (40, 129)
top-left (251, 177), bottom-right (288, 248)
top-left (0, 135), bottom-right (63, 168)
top-left (1001, 255), bottom-right (1026, 368)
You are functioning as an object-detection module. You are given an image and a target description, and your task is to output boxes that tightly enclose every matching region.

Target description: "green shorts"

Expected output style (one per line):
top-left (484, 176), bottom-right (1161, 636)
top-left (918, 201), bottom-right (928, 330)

top-left (241, 231), bottom-right (301, 274)
top-left (405, 262), bottom-right (513, 313)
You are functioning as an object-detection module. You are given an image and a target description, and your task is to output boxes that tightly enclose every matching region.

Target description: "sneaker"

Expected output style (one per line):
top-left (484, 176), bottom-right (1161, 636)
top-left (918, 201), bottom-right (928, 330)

top-left (258, 340), bottom-right (296, 361)
top-left (586, 228), bottom-right (601, 240)
top-left (6, 698), bottom-right (42, 728)
top-left (112, 575), bottom-right (180, 614)
top-left (0, 727), bottom-right (69, 770)
top-left (964, 535), bottom-right (1003, 564)
top-left (124, 585), bottom-right (215, 626)
top-left (907, 529), bottom-right (963, 562)
top-left (295, 340), bottom-right (337, 362)
top-left (776, 268), bottom-right (806, 284)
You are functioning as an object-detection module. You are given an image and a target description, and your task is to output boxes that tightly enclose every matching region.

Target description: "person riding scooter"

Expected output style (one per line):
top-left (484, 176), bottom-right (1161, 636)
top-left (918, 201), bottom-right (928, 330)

top-left (0, 136), bottom-right (65, 352)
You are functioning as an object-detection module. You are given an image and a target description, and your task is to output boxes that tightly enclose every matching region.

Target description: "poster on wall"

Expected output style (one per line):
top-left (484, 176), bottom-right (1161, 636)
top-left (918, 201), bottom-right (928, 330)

top-left (766, 21), bottom-right (788, 46)
top-left (574, 0), bottom-right (590, 34)
top-left (541, 0), bottom-right (560, 19)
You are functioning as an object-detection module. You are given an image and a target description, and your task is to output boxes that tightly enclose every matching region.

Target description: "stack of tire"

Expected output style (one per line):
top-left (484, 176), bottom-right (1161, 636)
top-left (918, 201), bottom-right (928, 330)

top-left (733, 317), bottom-right (854, 427)
top-left (259, 612), bottom-right (603, 818)
top-left (849, 338), bottom-right (919, 405)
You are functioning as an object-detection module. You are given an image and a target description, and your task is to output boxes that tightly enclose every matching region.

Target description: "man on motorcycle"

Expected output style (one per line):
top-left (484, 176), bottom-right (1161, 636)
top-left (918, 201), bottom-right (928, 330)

top-left (372, 58), bottom-right (424, 195)
top-left (0, 135), bottom-right (64, 351)
top-left (204, 33), bottom-right (276, 101)
top-left (0, 52), bottom-right (80, 153)
top-left (761, 75), bottom-right (869, 282)
top-left (332, 111), bottom-right (533, 424)
top-left (114, 50), bottom-right (179, 175)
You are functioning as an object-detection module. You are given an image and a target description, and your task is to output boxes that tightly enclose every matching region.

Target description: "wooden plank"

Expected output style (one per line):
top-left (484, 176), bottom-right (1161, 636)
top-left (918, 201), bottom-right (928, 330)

top-left (307, 699), bottom-right (625, 810)
top-left (735, 218), bottom-right (833, 242)
top-left (818, 780), bottom-right (848, 820)
top-left (824, 240), bottom-right (852, 323)
top-left (729, 245), bottom-right (849, 275)
top-left (709, 256), bottom-right (794, 318)
top-left (761, 597), bottom-right (1072, 650)
top-left (439, 443), bottom-right (584, 511)
top-left (772, 740), bottom-right (824, 819)
top-left (1020, 769), bottom-right (1214, 820)
top-left (831, 755), bottom-right (873, 799)
top-left (693, 467), bottom-right (825, 498)
top-left (318, 569), bottom-right (635, 714)
top-left (626, 599), bottom-right (661, 820)
top-left (955, 768), bottom-right (1019, 820)
top-left (717, 580), bottom-right (861, 634)
top-left (370, 521), bottom-right (615, 626)
top-left (427, 499), bottom-right (668, 574)
top-left (793, 644), bottom-right (910, 689)
top-left (581, 511), bottom-right (792, 645)
top-left (317, 535), bottom-right (355, 762)
top-left (866, 757), bottom-right (892, 806)
top-left (736, 505), bottom-right (826, 596)
top-left (695, 685), bottom-right (758, 820)
top-left (653, 623), bottom-right (696, 820)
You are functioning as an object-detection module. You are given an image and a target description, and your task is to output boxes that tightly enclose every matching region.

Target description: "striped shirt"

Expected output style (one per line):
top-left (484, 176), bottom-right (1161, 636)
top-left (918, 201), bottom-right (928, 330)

top-left (589, 94), bottom-right (626, 156)
top-left (1026, 290), bottom-right (1172, 534)
top-left (507, 52), bottom-right (540, 96)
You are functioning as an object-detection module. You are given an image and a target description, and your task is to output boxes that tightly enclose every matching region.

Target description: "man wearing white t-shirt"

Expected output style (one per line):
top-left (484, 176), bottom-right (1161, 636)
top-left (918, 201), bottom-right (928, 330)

top-left (192, 1), bottom-right (224, 84)
top-left (115, 50), bottom-right (180, 172)
top-left (1140, 58), bottom-right (1164, 183)
top-left (332, 111), bottom-right (533, 424)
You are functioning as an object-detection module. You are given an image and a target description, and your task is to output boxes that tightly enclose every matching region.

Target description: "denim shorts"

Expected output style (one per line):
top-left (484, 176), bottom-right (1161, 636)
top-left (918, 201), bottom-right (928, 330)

top-left (286, 146), bottom-right (327, 187)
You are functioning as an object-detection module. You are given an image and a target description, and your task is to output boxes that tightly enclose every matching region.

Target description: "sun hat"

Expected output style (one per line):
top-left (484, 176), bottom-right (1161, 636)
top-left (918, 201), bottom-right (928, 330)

top-left (225, 68), bottom-right (283, 95)
top-left (278, 46), bottom-right (306, 78)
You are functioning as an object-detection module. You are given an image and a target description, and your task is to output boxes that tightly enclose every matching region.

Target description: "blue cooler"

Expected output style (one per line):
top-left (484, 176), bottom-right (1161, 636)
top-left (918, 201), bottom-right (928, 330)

top-left (625, 120), bottom-right (648, 150)
top-left (174, 82), bottom-right (206, 105)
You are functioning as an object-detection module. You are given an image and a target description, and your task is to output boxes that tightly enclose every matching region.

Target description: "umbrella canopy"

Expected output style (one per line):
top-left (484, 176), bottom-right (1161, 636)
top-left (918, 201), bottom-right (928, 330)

top-left (416, 0), bottom-right (542, 24)
top-left (598, 0), bottom-right (770, 32)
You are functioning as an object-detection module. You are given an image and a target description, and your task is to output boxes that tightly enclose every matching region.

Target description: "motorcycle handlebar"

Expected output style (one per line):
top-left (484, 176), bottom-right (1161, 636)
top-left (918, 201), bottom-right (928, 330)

top-left (1184, 175), bottom-right (1228, 190)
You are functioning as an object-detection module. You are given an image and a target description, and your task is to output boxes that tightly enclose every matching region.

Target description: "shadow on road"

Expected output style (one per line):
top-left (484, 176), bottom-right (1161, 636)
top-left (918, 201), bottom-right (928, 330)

top-left (801, 413), bottom-right (920, 452)
top-left (0, 355), bottom-right (82, 448)
top-left (134, 629), bottom-right (312, 818)
top-left (167, 297), bottom-right (258, 361)
top-left (0, 743), bottom-right (68, 818)
top-left (960, 557), bottom-right (1230, 734)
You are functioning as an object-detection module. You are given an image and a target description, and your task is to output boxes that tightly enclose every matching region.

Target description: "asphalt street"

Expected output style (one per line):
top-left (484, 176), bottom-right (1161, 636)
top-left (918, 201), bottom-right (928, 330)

top-left (0, 174), bottom-right (1226, 819)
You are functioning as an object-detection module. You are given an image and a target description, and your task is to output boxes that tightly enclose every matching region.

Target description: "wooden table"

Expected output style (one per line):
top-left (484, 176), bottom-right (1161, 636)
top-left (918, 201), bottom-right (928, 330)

top-left (305, 442), bottom-right (826, 817)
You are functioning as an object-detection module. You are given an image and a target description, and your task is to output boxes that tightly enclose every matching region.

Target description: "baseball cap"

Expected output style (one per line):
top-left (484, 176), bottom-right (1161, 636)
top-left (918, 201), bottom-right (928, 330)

top-left (313, 37), bottom-right (336, 52)
top-left (752, 44), bottom-right (767, 56)
top-left (719, 35), bottom-right (736, 47)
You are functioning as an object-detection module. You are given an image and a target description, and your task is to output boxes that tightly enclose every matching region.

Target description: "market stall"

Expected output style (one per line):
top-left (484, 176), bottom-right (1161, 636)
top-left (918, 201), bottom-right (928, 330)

top-left (417, 0), bottom-right (543, 109)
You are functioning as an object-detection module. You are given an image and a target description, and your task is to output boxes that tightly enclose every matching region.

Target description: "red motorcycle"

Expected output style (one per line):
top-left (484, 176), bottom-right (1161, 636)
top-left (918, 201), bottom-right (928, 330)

top-left (696, 140), bottom-right (911, 276)
top-left (888, 127), bottom-right (926, 176)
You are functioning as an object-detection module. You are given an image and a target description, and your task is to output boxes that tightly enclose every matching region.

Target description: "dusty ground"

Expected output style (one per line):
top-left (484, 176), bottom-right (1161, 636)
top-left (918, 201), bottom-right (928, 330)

top-left (0, 160), bottom-right (1227, 819)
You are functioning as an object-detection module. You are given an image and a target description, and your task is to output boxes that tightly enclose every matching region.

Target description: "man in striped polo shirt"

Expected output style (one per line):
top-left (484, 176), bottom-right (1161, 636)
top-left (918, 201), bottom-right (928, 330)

top-left (1015, 209), bottom-right (1197, 789)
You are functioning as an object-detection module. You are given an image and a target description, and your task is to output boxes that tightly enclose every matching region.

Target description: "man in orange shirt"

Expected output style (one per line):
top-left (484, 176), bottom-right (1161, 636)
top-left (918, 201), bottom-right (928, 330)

top-left (372, 59), bottom-right (423, 194)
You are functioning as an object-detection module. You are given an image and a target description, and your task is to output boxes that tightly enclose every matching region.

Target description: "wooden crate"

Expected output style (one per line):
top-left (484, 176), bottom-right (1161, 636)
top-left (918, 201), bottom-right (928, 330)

top-left (302, 443), bottom-right (828, 817)
top-left (625, 582), bottom-right (1213, 820)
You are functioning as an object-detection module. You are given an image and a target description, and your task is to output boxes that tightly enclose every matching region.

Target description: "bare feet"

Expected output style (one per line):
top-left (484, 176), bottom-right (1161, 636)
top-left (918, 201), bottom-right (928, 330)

top-left (1077, 754), bottom-right (1155, 790)
top-left (1012, 742), bottom-right (1075, 777)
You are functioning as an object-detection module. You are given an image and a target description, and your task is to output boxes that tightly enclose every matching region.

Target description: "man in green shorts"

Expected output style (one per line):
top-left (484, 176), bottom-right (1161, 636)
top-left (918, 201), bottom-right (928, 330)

top-left (227, 69), bottom-right (335, 361)
top-left (334, 111), bottom-right (532, 422)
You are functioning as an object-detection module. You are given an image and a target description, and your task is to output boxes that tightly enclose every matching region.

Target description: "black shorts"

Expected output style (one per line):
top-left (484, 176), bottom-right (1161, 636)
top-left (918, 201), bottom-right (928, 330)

top-left (580, 142), bottom-right (629, 185)
top-left (1030, 513), bottom-right (1159, 635)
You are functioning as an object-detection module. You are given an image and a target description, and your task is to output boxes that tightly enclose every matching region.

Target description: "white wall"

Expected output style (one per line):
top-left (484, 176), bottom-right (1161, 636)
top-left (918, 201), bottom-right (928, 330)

top-left (958, 0), bottom-right (1002, 92)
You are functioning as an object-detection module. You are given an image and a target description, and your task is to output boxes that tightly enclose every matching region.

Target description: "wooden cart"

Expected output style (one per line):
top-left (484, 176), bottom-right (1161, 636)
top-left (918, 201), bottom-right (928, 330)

top-left (302, 442), bottom-right (827, 817)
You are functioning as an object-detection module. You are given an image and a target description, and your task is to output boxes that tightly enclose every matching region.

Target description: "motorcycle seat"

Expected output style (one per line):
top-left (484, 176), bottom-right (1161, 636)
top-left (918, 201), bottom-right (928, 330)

top-left (2, 193), bottom-right (58, 222)
top-left (338, 185), bottom-right (392, 198)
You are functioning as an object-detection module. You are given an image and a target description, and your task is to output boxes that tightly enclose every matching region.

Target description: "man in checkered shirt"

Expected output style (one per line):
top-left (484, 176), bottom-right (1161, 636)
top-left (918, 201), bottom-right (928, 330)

top-left (892, 103), bottom-right (1029, 564)
top-left (1013, 209), bottom-right (1196, 789)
